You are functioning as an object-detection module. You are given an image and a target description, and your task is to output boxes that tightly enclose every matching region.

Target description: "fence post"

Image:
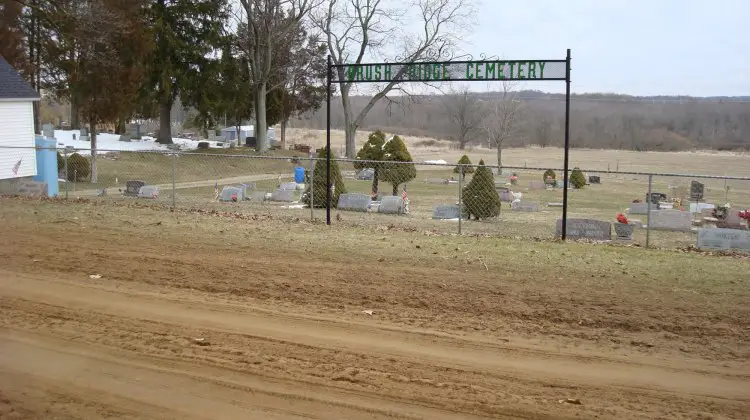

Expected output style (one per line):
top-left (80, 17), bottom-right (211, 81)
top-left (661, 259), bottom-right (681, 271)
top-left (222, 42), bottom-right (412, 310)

top-left (646, 174), bottom-right (653, 248)
top-left (63, 147), bottom-right (69, 200)
top-left (171, 152), bottom-right (176, 209)
top-left (458, 165), bottom-right (463, 235)
top-left (309, 154), bottom-right (314, 221)
top-left (724, 177), bottom-right (728, 202)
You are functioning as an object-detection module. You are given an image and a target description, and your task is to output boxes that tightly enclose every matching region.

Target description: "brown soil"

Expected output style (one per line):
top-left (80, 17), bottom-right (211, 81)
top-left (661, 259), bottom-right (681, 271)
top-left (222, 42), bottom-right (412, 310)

top-left (0, 199), bottom-right (748, 419)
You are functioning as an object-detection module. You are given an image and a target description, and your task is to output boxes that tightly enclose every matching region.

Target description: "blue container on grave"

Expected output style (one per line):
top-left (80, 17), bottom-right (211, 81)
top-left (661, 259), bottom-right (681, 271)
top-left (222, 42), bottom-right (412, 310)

top-left (294, 166), bottom-right (305, 183)
top-left (34, 136), bottom-right (59, 197)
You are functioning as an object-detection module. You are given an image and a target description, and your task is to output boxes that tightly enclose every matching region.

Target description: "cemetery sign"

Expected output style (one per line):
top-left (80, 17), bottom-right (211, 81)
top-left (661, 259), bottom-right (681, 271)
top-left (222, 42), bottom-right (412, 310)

top-left (326, 50), bottom-right (573, 238)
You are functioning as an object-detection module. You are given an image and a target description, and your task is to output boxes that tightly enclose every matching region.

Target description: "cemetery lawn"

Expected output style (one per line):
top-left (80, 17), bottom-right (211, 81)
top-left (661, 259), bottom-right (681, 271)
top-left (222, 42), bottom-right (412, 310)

top-left (1, 197), bottom-right (748, 419)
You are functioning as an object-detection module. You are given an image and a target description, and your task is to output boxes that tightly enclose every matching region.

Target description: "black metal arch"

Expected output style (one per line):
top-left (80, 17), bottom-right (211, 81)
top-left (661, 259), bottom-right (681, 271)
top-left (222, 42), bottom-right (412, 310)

top-left (325, 49), bottom-right (573, 239)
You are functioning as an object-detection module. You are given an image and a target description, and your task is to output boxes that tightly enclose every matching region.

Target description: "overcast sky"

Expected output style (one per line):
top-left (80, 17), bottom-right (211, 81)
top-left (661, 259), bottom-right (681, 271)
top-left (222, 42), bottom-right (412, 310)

top-left (459, 0), bottom-right (748, 96)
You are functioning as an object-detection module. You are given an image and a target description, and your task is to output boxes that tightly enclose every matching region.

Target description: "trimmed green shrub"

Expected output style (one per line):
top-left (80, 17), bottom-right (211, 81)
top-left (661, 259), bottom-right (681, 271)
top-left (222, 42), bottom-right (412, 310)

top-left (57, 151), bottom-right (65, 172)
top-left (378, 135), bottom-right (416, 195)
top-left (67, 153), bottom-right (90, 181)
top-left (354, 130), bottom-right (386, 194)
top-left (302, 147), bottom-right (347, 208)
top-left (570, 167), bottom-right (586, 189)
top-left (462, 159), bottom-right (501, 220)
top-left (453, 155), bottom-right (475, 174)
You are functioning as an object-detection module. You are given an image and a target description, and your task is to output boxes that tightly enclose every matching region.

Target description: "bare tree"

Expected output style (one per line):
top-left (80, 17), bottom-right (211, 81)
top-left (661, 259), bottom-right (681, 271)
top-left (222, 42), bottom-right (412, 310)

top-left (236, 0), bottom-right (321, 151)
top-left (313, 0), bottom-right (475, 158)
top-left (443, 85), bottom-right (484, 149)
top-left (534, 109), bottom-right (552, 148)
top-left (483, 81), bottom-right (523, 168)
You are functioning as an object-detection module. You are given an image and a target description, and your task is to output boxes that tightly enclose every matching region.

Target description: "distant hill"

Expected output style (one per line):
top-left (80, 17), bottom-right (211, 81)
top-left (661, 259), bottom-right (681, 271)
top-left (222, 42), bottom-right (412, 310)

top-left (294, 91), bottom-right (750, 152)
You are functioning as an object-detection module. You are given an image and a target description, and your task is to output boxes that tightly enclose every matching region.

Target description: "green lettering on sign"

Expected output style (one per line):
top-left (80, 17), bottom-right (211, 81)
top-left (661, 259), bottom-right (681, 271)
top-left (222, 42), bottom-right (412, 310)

top-left (527, 62), bottom-right (537, 78)
top-left (335, 59), bottom-right (562, 82)
top-left (485, 62), bottom-right (496, 79)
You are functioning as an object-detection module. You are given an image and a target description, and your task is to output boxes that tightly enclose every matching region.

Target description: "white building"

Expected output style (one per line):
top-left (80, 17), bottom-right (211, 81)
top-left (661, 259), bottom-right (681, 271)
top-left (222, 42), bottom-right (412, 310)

top-left (0, 56), bottom-right (41, 181)
top-left (220, 125), bottom-right (277, 146)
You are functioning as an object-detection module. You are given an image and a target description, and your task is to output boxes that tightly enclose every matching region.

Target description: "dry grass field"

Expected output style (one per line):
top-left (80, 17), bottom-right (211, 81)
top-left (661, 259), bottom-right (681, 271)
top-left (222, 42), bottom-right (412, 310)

top-left (284, 128), bottom-right (750, 176)
top-left (0, 197), bottom-right (748, 419)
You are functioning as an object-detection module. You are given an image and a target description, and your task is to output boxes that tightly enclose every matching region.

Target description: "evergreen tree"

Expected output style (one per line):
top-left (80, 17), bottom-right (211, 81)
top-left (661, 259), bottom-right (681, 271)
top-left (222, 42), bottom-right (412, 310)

top-left (463, 159), bottom-right (501, 220)
top-left (378, 135), bottom-right (416, 195)
top-left (453, 154), bottom-right (474, 174)
top-left (570, 167), bottom-right (586, 189)
top-left (142, 0), bottom-right (228, 144)
top-left (266, 31), bottom-right (327, 149)
top-left (354, 130), bottom-right (386, 195)
top-left (303, 147), bottom-right (347, 208)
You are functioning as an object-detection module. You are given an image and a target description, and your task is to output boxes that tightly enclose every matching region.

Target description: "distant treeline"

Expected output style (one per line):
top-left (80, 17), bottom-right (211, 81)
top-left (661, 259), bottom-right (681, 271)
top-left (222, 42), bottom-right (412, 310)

top-left (293, 91), bottom-right (750, 151)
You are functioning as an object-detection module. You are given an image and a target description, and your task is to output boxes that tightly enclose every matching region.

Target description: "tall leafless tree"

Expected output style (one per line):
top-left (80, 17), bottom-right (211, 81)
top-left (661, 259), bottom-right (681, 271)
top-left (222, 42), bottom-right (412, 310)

top-left (236, 0), bottom-right (321, 151)
top-left (483, 81), bottom-right (523, 169)
top-left (442, 85), bottom-right (484, 150)
top-left (313, 0), bottom-right (475, 158)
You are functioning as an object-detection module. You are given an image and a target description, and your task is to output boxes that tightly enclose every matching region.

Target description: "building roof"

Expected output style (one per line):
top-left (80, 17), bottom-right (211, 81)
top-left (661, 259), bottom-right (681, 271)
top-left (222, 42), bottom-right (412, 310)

top-left (0, 55), bottom-right (41, 101)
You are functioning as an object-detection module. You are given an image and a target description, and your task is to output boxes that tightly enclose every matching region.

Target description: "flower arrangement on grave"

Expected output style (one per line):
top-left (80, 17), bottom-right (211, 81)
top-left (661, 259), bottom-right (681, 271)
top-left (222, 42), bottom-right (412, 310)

top-left (509, 173), bottom-right (518, 185)
top-left (614, 213), bottom-right (633, 239)
top-left (712, 203), bottom-right (731, 220)
top-left (738, 210), bottom-right (750, 222)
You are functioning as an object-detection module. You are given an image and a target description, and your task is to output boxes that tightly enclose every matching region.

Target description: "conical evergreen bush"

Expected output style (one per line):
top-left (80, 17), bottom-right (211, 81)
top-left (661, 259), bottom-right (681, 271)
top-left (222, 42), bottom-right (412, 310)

top-left (378, 135), bottom-right (416, 195)
top-left (453, 155), bottom-right (475, 174)
top-left (303, 147), bottom-right (347, 208)
top-left (462, 159), bottom-right (501, 219)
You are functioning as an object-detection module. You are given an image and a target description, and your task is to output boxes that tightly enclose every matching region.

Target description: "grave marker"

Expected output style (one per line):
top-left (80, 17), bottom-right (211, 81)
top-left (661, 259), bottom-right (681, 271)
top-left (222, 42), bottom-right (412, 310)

top-left (648, 210), bottom-right (692, 232)
top-left (248, 191), bottom-right (267, 202)
top-left (697, 228), bottom-right (750, 252)
top-left (356, 168), bottom-right (375, 180)
top-left (270, 189), bottom-right (295, 202)
top-left (118, 134), bottom-right (131, 142)
top-left (556, 219), bottom-right (612, 241)
top-left (528, 181), bottom-right (545, 190)
top-left (690, 180), bottom-right (704, 201)
top-left (511, 201), bottom-right (540, 212)
top-left (137, 185), bottom-right (159, 199)
top-left (219, 186), bottom-right (244, 202)
top-left (588, 175), bottom-right (601, 184)
top-left (498, 190), bottom-right (515, 202)
top-left (279, 182), bottom-right (298, 191)
top-left (124, 180), bottom-right (146, 196)
top-left (379, 196), bottom-right (405, 214)
top-left (337, 193), bottom-right (371, 212)
top-left (432, 204), bottom-right (461, 220)
top-left (628, 202), bottom-right (650, 215)
top-left (717, 210), bottom-right (746, 230)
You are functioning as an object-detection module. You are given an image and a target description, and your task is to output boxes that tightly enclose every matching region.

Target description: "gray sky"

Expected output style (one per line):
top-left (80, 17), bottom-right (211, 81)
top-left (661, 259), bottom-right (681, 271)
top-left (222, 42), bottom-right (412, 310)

top-left (460, 0), bottom-right (748, 96)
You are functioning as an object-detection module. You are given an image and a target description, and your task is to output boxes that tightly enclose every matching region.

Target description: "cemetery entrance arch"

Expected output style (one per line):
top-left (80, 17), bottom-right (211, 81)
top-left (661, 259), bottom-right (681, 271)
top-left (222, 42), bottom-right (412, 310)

top-left (325, 50), bottom-right (573, 239)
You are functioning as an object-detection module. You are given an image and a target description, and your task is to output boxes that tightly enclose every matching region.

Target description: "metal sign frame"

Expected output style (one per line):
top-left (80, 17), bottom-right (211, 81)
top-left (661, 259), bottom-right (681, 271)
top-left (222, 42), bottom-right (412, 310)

top-left (325, 49), bottom-right (573, 239)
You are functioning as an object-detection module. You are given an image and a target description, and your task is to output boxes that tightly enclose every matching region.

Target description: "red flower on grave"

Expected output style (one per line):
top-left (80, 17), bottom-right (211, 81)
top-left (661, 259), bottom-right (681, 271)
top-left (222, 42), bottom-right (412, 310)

top-left (616, 213), bottom-right (629, 224)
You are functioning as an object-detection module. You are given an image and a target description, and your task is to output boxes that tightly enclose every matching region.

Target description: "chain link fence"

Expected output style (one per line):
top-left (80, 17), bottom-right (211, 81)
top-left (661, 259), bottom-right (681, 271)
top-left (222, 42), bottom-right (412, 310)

top-left (3, 146), bottom-right (750, 250)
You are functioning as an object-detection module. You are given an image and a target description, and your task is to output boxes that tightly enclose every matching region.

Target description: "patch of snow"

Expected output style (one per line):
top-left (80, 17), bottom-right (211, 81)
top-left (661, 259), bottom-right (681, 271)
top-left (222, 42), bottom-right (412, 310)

top-left (53, 130), bottom-right (227, 155)
top-left (424, 159), bottom-right (448, 165)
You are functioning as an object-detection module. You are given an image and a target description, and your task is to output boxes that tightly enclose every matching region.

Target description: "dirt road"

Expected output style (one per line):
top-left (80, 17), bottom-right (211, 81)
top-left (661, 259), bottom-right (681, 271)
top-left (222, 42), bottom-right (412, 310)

top-left (0, 199), bottom-right (748, 419)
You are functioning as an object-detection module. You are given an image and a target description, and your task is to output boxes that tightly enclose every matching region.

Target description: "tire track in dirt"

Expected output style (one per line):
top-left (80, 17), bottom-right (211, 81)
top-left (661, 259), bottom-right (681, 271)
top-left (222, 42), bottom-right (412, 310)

top-left (0, 271), bottom-right (748, 419)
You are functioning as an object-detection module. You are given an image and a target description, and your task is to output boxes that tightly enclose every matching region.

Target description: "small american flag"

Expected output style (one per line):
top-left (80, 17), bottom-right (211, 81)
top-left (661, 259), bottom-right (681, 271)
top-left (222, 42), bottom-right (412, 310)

top-left (12, 159), bottom-right (22, 176)
top-left (401, 184), bottom-right (408, 201)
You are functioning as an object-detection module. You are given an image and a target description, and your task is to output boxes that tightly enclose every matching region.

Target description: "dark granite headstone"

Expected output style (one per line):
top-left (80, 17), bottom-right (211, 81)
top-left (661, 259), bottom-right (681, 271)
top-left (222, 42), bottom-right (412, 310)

top-left (432, 204), bottom-right (461, 220)
top-left (555, 219), bottom-right (612, 240)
